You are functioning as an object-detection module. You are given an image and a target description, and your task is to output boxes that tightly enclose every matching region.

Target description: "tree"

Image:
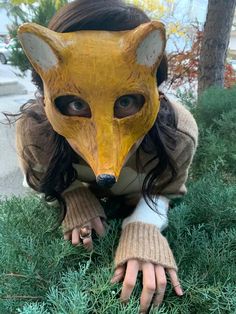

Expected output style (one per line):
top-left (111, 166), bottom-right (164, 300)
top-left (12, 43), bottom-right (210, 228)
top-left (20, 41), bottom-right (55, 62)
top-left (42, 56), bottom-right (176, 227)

top-left (198, 0), bottom-right (236, 95)
top-left (168, 25), bottom-right (236, 92)
top-left (126, 0), bottom-right (188, 43)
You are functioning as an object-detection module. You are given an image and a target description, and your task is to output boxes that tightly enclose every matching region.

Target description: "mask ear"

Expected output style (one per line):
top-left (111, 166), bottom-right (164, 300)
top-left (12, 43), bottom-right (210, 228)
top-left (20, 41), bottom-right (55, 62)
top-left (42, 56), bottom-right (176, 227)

top-left (122, 21), bottom-right (166, 71)
top-left (18, 23), bottom-right (62, 74)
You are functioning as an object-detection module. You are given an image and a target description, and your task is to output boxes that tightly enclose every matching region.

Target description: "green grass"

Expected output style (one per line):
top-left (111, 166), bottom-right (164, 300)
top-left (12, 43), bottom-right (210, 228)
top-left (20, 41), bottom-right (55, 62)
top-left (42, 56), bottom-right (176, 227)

top-left (0, 173), bottom-right (235, 314)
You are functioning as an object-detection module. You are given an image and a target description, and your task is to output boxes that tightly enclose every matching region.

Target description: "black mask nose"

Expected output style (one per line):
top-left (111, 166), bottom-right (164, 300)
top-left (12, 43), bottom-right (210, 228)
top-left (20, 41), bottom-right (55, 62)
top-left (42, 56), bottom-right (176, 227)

top-left (96, 174), bottom-right (116, 188)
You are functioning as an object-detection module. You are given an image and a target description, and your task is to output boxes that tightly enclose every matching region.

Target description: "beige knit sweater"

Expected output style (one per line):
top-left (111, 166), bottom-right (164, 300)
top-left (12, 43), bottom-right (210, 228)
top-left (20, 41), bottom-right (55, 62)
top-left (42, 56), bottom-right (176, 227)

top-left (16, 97), bottom-right (198, 271)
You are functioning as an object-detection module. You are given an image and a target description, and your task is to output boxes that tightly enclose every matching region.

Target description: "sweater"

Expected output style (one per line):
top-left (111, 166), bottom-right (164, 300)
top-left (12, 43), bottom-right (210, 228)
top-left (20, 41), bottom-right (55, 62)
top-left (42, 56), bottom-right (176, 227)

top-left (15, 96), bottom-right (198, 271)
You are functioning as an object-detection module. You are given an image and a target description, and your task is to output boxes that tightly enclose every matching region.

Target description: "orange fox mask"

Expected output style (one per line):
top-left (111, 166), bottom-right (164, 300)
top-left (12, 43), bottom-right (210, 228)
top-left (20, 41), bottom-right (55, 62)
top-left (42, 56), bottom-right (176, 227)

top-left (18, 21), bottom-right (166, 186)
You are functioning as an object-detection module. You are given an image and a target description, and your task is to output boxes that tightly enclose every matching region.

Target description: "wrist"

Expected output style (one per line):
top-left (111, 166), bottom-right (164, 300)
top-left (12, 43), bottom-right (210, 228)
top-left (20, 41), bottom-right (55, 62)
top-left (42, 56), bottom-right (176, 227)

top-left (122, 195), bottom-right (169, 231)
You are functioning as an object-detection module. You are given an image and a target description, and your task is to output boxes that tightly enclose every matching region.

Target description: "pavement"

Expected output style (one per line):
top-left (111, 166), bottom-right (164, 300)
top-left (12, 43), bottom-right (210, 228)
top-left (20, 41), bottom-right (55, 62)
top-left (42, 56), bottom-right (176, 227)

top-left (0, 63), bottom-right (35, 199)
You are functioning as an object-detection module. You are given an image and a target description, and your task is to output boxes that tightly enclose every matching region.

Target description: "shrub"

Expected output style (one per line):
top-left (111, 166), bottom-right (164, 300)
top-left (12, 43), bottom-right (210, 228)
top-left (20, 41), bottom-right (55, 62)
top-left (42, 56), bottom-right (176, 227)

top-left (0, 173), bottom-right (236, 313)
top-left (191, 87), bottom-right (236, 178)
top-left (194, 86), bottom-right (236, 128)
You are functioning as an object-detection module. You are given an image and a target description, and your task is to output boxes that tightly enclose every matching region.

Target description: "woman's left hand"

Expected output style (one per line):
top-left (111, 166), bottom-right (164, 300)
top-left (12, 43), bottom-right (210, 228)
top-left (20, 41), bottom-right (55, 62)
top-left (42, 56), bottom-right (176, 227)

top-left (64, 216), bottom-right (105, 250)
top-left (111, 259), bottom-right (183, 313)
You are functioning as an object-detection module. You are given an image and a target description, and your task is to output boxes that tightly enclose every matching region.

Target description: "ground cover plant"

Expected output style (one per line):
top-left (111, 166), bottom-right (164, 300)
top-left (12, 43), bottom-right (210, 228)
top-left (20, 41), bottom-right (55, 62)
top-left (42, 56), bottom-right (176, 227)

top-left (192, 86), bottom-right (236, 178)
top-left (0, 87), bottom-right (236, 313)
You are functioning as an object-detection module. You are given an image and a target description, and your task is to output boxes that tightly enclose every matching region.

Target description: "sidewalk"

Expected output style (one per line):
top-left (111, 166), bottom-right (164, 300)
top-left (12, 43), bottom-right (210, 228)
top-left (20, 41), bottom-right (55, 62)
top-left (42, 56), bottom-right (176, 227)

top-left (0, 64), bottom-right (35, 198)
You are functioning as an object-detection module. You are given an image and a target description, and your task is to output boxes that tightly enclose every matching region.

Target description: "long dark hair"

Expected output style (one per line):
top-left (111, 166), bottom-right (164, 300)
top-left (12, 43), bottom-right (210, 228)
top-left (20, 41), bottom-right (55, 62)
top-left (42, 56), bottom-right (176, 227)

top-left (11, 0), bottom-right (178, 218)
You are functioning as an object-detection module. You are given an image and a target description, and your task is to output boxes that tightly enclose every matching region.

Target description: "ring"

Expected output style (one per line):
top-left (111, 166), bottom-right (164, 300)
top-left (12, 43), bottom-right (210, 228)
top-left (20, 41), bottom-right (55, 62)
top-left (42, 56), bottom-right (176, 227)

top-left (79, 225), bottom-right (92, 240)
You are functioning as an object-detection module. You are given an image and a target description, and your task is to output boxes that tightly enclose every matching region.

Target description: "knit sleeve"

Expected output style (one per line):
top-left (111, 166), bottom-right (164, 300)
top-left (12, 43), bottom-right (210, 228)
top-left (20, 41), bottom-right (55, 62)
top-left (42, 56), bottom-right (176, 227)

top-left (114, 222), bottom-right (177, 271)
top-left (114, 195), bottom-right (177, 270)
top-left (62, 187), bottom-right (106, 233)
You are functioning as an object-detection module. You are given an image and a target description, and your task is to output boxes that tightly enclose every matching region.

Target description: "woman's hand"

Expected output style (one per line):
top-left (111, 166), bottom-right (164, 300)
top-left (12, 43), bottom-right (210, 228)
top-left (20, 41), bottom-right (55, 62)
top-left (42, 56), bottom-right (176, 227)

top-left (111, 259), bottom-right (183, 313)
top-left (64, 216), bottom-right (105, 250)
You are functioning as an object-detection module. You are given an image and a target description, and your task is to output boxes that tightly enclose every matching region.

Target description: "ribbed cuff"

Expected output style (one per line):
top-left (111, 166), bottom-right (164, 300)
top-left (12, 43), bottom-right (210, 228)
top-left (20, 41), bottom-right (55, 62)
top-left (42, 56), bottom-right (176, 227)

top-left (115, 222), bottom-right (177, 271)
top-left (62, 187), bottom-right (106, 233)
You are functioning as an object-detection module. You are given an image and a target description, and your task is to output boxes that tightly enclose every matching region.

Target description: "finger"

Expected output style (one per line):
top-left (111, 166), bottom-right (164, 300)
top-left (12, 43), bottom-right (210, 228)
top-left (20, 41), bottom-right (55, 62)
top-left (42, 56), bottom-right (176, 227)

top-left (79, 223), bottom-right (92, 249)
top-left (71, 228), bottom-right (80, 245)
top-left (140, 263), bottom-right (156, 313)
top-left (82, 237), bottom-right (93, 250)
top-left (120, 259), bottom-right (139, 303)
top-left (153, 265), bottom-right (167, 307)
top-left (64, 232), bottom-right (71, 241)
top-left (92, 217), bottom-right (105, 236)
top-left (168, 269), bottom-right (183, 296)
top-left (111, 265), bottom-right (126, 283)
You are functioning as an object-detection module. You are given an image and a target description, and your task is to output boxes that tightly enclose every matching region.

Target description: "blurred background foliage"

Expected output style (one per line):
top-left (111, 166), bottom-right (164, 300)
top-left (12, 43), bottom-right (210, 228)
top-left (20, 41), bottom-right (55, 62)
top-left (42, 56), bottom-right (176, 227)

top-left (2, 0), bottom-right (236, 90)
top-left (0, 0), bottom-right (68, 72)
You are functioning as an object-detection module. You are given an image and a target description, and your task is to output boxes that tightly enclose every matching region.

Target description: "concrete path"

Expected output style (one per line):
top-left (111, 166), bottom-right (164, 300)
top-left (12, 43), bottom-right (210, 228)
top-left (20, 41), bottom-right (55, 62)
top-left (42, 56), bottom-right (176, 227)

top-left (0, 63), bottom-right (35, 198)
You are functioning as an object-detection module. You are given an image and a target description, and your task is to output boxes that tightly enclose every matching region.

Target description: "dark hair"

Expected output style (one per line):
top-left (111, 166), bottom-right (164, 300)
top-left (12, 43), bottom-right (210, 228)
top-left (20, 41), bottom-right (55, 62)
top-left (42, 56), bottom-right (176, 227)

top-left (14, 0), bottom-right (177, 218)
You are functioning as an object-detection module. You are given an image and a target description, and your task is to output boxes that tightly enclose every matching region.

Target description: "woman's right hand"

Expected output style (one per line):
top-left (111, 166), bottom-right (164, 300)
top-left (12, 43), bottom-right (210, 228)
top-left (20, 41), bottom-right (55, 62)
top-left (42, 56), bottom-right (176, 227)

top-left (64, 216), bottom-right (106, 250)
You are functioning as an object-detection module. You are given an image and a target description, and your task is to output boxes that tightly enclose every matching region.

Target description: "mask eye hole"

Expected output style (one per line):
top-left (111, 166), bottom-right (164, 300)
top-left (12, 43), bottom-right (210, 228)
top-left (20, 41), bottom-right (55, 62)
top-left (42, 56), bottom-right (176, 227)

top-left (114, 94), bottom-right (145, 119)
top-left (54, 95), bottom-right (91, 118)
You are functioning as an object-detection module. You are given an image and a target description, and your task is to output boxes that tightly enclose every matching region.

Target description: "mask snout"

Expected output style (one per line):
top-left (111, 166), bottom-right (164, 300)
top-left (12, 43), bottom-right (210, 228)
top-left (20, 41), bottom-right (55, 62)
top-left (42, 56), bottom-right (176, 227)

top-left (96, 174), bottom-right (116, 188)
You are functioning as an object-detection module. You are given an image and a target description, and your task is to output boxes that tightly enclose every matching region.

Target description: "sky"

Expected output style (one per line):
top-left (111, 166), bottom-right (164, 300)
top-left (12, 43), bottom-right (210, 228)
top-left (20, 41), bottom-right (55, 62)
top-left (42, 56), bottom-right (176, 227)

top-left (0, 9), bottom-right (11, 36)
top-left (177, 0), bottom-right (208, 24)
top-left (165, 0), bottom-right (208, 52)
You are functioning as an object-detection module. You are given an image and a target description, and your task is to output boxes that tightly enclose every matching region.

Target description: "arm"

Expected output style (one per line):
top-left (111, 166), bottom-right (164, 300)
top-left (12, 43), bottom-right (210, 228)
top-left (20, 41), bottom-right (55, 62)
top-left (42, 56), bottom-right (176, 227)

top-left (112, 115), bottom-right (198, 311)
top-left (114, 132), bottom-right (197, 269)
top-left (16, 114), bottom-right (106, 245)
top-left (112, 198), bottom-right (180, 312)
top-left (122, 195), bottom-right (169, 231)
top-left (114, 196), bottom-right (176, 270)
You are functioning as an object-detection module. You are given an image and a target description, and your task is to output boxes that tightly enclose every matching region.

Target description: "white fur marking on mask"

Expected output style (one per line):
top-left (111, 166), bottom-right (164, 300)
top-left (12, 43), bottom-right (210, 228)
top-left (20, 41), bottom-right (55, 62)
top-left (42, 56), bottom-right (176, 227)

top-left (20, 33), bottom-right (58, 70)
top-left (136, 30), bottom-right (163, 67)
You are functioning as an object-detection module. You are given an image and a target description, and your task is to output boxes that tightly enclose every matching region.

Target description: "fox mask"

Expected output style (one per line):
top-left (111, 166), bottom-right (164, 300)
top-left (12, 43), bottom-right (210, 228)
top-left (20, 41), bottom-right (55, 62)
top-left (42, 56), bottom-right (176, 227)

top-left (18, 21), bottom-right (166, 186)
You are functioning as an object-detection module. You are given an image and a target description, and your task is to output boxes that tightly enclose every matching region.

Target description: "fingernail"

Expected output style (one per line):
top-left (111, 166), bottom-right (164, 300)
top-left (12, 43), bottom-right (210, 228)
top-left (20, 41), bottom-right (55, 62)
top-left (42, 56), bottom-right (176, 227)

top-left (179, 287), bottom-right (184, 296)
top-left (174, 284), bottom-right (184, 296)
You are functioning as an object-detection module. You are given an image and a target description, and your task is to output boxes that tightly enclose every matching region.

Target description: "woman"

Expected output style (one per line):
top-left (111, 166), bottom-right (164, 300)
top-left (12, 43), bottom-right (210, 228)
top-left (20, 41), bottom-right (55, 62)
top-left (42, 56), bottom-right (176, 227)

top-left (15, 0), bottom-right (198, 312)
